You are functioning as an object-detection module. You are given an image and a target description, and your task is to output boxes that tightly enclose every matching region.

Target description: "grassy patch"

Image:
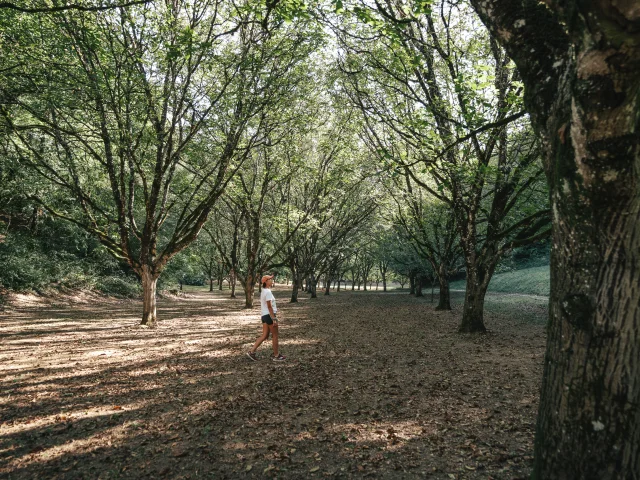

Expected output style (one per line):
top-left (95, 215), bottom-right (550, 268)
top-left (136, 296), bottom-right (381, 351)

top-left (450, 265), bottom-right (550, 296)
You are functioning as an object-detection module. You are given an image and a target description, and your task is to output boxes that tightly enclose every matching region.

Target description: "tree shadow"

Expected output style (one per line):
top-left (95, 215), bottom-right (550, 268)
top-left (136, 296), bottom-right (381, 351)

top-left (1, 288), bottom-right (544, 479)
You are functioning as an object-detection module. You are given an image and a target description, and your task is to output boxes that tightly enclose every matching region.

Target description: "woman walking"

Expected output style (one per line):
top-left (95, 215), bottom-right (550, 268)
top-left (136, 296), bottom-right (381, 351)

top-left (247, 274), bottom-right (286, 361)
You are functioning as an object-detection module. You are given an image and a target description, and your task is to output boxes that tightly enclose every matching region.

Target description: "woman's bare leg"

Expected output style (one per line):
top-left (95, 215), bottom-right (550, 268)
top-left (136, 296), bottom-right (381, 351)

top-left (250, 324), bottom-right (270, 353)
top-left (268, 323), bottom-right (279, 356)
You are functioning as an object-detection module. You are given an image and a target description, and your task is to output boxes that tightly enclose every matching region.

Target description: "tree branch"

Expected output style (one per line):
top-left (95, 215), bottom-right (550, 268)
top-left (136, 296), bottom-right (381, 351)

top-left (0, 0), bottom-right (152, 13)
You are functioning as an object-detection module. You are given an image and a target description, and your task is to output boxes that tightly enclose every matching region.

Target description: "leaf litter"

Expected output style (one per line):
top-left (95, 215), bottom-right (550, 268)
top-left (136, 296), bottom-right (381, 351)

top-left (0, 288), bottom-right (546, 478)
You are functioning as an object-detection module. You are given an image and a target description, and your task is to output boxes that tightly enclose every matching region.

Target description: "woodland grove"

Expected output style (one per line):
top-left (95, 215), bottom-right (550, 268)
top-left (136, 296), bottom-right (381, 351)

top-left (1, 0), bottom-right (639, 478)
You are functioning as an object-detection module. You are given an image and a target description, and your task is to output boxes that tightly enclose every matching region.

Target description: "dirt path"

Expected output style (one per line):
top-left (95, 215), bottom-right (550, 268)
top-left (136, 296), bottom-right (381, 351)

top-left (0, 287), bottom-right (547, 479)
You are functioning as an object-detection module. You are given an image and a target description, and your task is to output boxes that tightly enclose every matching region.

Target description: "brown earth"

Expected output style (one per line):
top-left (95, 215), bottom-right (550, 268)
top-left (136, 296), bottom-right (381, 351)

top-left (0, 286), bottom-right (547, 479)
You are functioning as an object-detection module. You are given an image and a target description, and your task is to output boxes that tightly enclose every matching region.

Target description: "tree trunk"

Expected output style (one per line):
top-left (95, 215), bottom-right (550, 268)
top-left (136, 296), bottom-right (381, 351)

top-left (290, 277), bottom-right (299, 303)
top-left (209, 277), bottom-right (214, 292)
top-left (310, 274), bottom-right (317, 298)
top-left (530, 50), bottom-right (640, 479)
top-left (409, 274), bottom-right (415, 295)
top-left (325, 273), bottom-right (331, 296)
top-left (431, 277), bottom-right (435, 303)
top-left (534, 207), bottom-right (640, 477)
top-left (458, 269), bottom-right (488, 333)
top-left (141, 267), bottom-right (158, 327)
top-left (230, 274), bottom-right (236, 298)
top-left (436, 269), bottom-right (451, 311)
top-left (290, 261), bottom-right (299, 303)
top-left (244, 275), bottom-right (254, 308)
top-left (415, 276), bottom-right (423, 297)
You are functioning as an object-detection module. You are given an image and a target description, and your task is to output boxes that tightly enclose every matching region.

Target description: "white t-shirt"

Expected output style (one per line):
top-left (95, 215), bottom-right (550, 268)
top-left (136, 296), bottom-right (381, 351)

top-left (260, 288), bottom-right (277, 316)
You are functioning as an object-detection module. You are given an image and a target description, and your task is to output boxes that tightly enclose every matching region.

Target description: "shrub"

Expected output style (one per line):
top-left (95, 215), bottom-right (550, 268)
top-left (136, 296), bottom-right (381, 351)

top-left (95, 276), bottom-right (141, 297)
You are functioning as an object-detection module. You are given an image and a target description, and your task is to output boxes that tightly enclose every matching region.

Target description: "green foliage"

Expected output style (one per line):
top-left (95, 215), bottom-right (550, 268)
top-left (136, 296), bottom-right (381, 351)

top-left (95, 276), bottom-right (141, 297)
top-left (497, 240), bottom-right (551, 272)
top-left (0, 218), bottom-right (137, 294)
top-left (0, 235), bottom-right (55, 291)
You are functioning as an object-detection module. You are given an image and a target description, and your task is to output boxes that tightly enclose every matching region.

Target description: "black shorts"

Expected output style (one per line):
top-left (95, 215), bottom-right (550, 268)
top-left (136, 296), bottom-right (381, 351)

top-left (261, 314), bottom-right (274, 325)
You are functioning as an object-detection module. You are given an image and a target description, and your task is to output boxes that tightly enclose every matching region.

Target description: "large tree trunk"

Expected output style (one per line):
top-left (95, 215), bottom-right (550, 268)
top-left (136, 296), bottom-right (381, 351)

top-left (324, 273), bottom-right (331, 296)
top-left (466, 2), bottom-right (640, 475)
top-left (458, 266), bottom-right (489, 333)
top-left (409, 273), bottom-right (415, 295)
top-left (458, 285), bottom-right (488, 333)
top-left (141, 266), bottom-right (158, 327)
top-left (531, 47), bottom-right (640, 477)
top-left (209, 277), bottom-right (214, 292)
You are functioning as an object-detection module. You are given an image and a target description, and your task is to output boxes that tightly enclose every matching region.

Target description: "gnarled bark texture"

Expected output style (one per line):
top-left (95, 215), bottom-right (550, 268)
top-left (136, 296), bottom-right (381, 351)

top-left (469, 0), bottom-right (640, 476)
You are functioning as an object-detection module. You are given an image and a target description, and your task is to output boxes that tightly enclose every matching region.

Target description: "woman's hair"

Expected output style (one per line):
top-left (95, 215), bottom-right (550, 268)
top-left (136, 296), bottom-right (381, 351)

top-left (262, 282), bottom-right (267, 288)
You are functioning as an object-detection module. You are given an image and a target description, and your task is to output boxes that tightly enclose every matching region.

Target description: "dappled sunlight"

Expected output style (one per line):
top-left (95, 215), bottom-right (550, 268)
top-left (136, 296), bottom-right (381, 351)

top-left (1, 288), bottom-right (545, 478)
top-left (1, 405), bottom-right (137, 438)
top-left (3, 413), bottom-right (144, 472)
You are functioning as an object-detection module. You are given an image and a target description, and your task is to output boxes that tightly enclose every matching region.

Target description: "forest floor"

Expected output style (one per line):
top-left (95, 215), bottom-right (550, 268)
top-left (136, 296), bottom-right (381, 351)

top-left (0, 286), bottom-right (547, 479)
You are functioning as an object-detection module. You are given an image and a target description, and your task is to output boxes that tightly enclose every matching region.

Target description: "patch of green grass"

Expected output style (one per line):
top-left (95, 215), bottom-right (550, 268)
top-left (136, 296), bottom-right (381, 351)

top-left (447, 290), bottom-right (548, 325)
top-left (450, 265), bottom-right (550, 296)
